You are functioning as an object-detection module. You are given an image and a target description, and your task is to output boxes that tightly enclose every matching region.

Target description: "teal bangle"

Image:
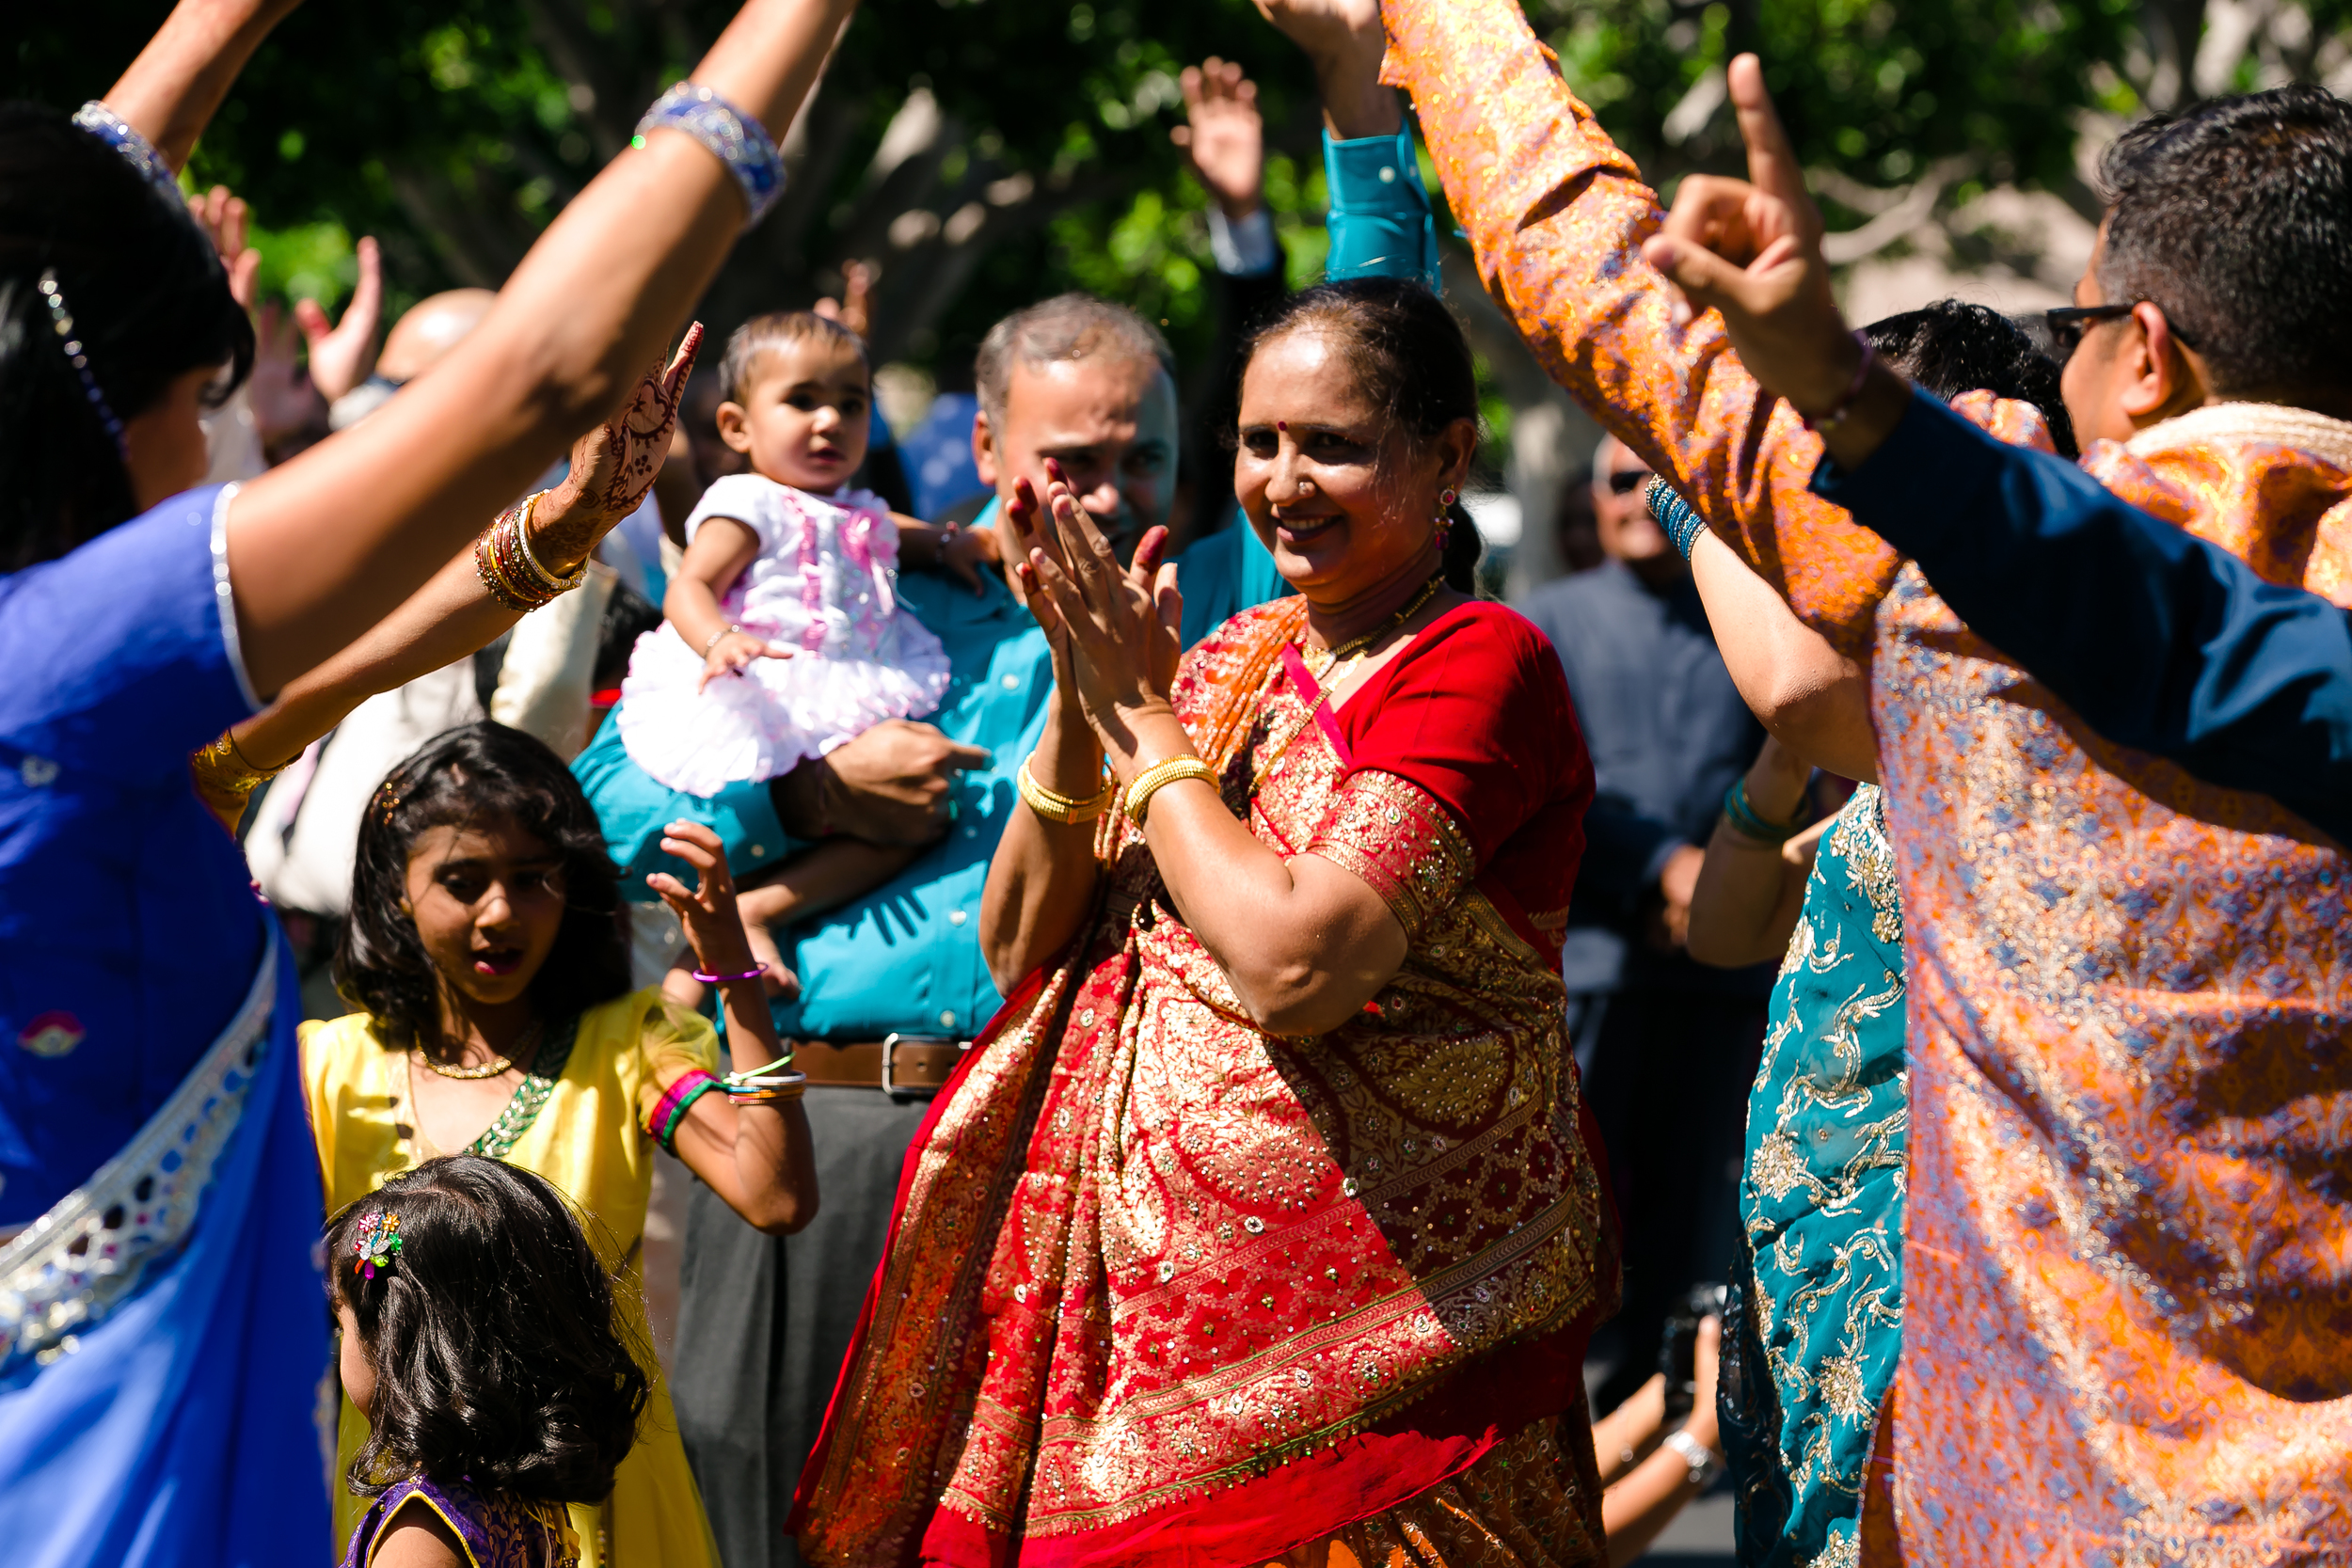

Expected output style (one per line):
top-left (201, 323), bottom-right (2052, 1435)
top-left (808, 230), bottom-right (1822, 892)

top-left (1722, 776), bottom-right (1812, 845)
top-left (1648, 476), bottom-right (1708, 561)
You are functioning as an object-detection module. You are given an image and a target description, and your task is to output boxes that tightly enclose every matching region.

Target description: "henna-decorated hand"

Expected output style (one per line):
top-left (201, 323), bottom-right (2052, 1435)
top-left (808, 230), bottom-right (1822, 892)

top-left (530, 323), bottom-right (704, 571)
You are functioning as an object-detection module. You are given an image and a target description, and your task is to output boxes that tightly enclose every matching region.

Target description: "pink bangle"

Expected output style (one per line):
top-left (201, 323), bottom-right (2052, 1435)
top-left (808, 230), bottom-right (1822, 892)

top-left (1800, 331), bottom-right (1877, 433)
top-left (692, 963), bottom-right (767, 984)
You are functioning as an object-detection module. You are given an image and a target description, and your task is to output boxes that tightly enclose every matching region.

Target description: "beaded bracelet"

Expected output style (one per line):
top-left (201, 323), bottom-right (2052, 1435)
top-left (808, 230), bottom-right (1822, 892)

top-left (634, 83), bottom-right (786, 230)
top-left (1125, 756), bottom-right (1220, 825)
top-left (1017, 756), bottom-right (1114, 826)
top-left (1721, 776), bottom-right (1814, 846)
top-left (1645, 475), bottom-right (1709, 562)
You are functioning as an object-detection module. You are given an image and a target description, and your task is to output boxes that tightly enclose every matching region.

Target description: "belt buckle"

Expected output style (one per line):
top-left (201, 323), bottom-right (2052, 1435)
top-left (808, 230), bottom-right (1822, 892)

top-left (880, 1033), bottom-right (959, 1101)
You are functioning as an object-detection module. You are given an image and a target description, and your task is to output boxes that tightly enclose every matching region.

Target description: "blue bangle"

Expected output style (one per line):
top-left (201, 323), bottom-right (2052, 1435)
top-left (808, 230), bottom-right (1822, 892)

top-left (1722, 777), bottom-right (1811, 844)
top-left (1647, 475), bottom-right (1708, 560)
top-left (633, 83), bottom-right (786, 230)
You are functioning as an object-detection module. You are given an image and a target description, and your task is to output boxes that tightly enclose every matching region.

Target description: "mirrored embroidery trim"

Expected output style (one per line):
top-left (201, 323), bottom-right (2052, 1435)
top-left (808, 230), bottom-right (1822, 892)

top-left (0, 943), bottom-right (276, 1376)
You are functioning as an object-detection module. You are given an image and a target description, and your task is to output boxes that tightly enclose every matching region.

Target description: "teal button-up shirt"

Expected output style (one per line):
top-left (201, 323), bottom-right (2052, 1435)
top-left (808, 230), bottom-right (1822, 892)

top-left (771, 525), bottom-right (1053, 1039)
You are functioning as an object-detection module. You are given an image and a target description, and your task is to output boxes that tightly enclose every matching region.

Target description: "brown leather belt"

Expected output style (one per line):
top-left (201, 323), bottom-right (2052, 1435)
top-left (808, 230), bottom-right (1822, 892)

top-left (793, 1035), bottom-right (968, 1097)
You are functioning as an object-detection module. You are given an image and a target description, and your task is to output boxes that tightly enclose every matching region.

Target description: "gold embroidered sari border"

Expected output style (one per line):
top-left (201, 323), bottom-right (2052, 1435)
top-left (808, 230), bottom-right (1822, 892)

top-left (1014, 1259), bottom-right (1608, 1539)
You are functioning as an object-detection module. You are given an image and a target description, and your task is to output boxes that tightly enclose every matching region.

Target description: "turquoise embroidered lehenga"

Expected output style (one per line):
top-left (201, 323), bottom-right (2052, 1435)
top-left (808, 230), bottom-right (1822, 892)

top-left (1719, 784), bottom-right (1906, 1568)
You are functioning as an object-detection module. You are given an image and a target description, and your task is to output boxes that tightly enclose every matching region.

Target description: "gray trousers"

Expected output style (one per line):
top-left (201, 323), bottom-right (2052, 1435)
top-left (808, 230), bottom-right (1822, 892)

top-left (671, 1086), bottom-right (931, 1568)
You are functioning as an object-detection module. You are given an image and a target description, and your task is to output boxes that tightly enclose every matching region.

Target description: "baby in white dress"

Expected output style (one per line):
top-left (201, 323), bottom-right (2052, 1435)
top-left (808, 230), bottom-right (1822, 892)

top-left (618, 311), bottom-right (994, 983)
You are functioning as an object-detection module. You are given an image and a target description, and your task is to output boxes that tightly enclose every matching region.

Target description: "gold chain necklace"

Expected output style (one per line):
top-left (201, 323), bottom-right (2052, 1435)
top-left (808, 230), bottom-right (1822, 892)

top-left (1257, 573), bottom-right (1447, 790)
top-left (414, 1018), bottom-right (541, 1081)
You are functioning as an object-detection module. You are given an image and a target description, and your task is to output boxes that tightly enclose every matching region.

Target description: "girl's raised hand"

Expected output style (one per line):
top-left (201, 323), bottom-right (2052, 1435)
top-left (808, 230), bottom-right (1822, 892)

top-left (647, 821), bottom-right (762, 980)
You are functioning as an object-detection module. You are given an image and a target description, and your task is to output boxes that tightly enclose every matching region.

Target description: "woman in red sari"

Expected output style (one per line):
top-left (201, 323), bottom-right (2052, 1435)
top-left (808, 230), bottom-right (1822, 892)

top-left (793, 278), bottom-right (1614, 1568)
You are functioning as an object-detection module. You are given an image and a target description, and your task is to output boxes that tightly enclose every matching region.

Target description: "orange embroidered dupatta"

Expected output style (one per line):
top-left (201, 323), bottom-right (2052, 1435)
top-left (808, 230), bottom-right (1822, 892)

top-left (793, 598), bottom-right (1616, 1568)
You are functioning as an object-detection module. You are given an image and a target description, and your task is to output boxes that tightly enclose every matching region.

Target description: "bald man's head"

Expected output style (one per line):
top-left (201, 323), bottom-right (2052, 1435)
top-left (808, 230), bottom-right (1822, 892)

top-left (376, 288), bottom-right (498, 383)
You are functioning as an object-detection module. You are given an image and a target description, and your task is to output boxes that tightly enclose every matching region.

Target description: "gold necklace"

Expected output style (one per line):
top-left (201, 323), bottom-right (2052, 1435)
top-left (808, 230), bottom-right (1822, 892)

top-left (1302, 573), bottom-right (1446, 686)
top-left (415, 1019), bottom-right (540, 1081)
top-left (1258, 573), bottom-right (1448, 788)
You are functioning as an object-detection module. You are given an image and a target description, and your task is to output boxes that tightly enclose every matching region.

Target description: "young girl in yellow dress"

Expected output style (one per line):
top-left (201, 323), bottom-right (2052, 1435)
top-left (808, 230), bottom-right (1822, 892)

top-left (303, 721), bottom-right (817, 1567)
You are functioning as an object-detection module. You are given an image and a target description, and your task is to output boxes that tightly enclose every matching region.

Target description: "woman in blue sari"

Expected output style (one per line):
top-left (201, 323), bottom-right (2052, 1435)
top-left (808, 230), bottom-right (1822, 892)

top-left (0, 0), bottom-right (855, 1561)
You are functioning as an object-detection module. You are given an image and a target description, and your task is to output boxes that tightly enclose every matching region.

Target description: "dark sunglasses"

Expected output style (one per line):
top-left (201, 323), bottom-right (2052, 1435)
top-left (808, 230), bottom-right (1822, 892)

top-left (2044, 302), bottom-right (2200, 359)
top-left (1606, 467), bottom-right (1651, 496)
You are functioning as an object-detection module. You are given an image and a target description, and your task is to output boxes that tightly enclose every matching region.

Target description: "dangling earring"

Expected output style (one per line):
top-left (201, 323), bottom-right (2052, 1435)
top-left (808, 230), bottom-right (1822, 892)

top-left (1435, 486), bottom-right (1458, 549)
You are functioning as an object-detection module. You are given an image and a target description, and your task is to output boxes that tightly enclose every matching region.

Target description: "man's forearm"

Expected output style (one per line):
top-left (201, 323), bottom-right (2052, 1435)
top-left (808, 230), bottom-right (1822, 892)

top-left (1818, 391), bottom-right (2352, 844)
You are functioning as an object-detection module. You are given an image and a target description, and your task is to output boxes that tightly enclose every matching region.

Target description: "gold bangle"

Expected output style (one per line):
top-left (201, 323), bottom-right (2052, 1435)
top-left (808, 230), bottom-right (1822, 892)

top-left (1123, 756), bottom-right (1219, 825)
top-left (513, 491), bottom-right (588, 594)
top-left (189, 730), bottom-right (294, 826)
top-left (1017, 756), bottom-right (1113, 825)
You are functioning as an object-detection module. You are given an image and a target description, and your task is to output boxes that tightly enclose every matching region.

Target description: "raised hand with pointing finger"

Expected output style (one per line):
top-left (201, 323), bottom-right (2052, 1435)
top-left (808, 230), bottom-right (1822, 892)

top-left (1639, 55), bottom-right (1913, 467)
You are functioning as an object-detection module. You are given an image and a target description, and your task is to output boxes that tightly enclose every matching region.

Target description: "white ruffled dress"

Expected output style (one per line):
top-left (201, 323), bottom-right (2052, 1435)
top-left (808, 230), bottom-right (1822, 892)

top-left (617, 474), bottom-right (952, 797)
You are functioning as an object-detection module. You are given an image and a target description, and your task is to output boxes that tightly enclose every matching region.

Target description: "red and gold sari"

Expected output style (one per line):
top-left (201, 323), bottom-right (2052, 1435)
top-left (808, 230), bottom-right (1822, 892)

top-left (792, 596), bottom-right (1616, 1568)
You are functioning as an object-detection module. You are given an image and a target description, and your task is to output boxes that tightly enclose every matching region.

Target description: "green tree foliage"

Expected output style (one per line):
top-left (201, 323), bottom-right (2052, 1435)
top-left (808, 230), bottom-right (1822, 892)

top-left (10, 0), bottom-right (2344, 379)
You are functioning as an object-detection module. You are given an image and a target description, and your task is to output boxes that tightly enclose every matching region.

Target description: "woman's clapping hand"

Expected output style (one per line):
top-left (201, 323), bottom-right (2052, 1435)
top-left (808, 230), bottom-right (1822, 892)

top-left (1007, 462), bottom-right (1184, 762)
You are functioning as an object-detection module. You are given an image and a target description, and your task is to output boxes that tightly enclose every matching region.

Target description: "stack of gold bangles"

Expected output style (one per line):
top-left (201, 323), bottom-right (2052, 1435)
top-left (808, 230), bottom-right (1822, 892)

top-left (1016, 757), bottom-right (1115, 825)
top-left (475, 491), bottom-right (589, 612)
top-left (1122, 755), bottom-right (1218, 825)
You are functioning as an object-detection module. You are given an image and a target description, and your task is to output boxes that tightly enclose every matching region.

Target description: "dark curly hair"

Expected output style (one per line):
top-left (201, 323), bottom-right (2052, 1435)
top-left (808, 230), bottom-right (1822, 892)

top-left (328, 1156), bottom-right (648, 1501)
top-left (335, 721), bottom-right (630, 1053)
top-left (1863, 299), bottom-right (2078, 459)
top-left (1234, 277), bottom-right (1486, 594)
top-left (0, 103), bottom-right (254, 571)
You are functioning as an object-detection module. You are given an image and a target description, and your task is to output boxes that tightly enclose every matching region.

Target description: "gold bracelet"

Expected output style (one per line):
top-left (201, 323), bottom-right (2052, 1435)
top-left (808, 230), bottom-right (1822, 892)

top-left (189, 730), bottom-right (294, 826)
top-left (1123, 756), bottom-right (1219, 825)
top-left (512, 491), bottom-right (589, 595)
top-left (1016, 756), bottom-right (1114, 825)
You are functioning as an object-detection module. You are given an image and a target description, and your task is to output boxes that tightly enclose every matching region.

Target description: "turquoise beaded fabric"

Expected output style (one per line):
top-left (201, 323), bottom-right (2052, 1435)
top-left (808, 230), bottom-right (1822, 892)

top-left (1729, 784), bottom-right (1906, 1568)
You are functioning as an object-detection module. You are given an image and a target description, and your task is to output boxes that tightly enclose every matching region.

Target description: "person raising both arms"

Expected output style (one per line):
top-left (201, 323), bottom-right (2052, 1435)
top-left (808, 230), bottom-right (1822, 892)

top-left (0, 0), bottom-right (856, 1560)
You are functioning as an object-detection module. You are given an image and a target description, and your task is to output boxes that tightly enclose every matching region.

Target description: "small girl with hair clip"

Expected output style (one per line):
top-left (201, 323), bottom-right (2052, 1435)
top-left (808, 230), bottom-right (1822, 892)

top-left (329, 1155), bottom-right (644, 1568)
top-left (613, 310), bottom-right (997, 986)
top-left (303, 721), bottom-right (815, 1568)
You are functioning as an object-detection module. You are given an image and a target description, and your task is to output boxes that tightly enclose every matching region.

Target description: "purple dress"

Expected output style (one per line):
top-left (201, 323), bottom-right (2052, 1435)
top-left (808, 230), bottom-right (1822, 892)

top-left (339, 1475), bottom-right (572, 1568)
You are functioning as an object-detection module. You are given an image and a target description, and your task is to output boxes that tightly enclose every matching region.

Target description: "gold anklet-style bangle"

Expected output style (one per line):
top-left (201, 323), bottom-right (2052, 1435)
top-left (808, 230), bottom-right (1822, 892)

top-left (1123, 756), bottom-right (1219, 825)
top-left (1017, 756), bottom-right (1115, 825)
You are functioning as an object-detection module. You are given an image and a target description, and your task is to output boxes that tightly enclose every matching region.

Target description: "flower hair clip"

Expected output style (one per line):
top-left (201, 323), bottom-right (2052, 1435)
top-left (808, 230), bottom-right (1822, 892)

top-left (353, 1209), bottom-right (402, 1279)
top-left (374, 780), bottom-right (403, 825)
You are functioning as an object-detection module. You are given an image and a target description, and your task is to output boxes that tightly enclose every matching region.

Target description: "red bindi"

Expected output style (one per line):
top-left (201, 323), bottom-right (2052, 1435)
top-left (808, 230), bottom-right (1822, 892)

top-left (1277, 420), bottom-right (1288, 432)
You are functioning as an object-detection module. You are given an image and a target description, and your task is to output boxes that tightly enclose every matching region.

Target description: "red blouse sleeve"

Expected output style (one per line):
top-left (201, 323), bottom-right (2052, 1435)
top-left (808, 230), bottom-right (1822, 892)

top-left (1326, 603), bottom-right (1594, 938)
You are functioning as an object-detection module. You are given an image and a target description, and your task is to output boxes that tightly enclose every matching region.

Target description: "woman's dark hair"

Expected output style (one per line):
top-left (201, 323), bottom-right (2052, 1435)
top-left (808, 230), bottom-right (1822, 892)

top-left (0, 104), bottom-right (254, 571)
top-left (1236, 277), bottom-right (1486, 594)
top-left (336, 721), bottom-right (630, 1051)
top-left (328, 1155), bottom-right (649, 1501)
top-left (1862, 299), bottom-right (2077, 459)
